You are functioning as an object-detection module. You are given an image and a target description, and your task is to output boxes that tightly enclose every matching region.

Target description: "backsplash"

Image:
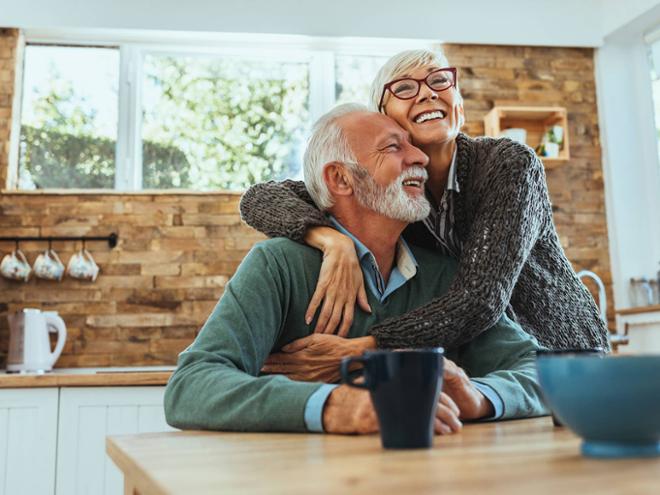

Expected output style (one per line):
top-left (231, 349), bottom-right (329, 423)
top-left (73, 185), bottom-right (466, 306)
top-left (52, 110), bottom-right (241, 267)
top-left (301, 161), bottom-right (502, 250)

top-left (0, 31), bottom-right (613, 367)
top-left (0, 193), bottom-right (265, 367)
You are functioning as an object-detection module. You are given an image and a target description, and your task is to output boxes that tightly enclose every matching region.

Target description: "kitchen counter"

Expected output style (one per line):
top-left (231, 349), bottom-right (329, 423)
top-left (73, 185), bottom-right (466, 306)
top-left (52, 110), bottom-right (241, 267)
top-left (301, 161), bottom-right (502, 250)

top-left (0, 366), bottom-right (175, 388)
top-left (616, 304), bottom-right (660, 316)
top-left (107, 417), bottom-right (660, 495)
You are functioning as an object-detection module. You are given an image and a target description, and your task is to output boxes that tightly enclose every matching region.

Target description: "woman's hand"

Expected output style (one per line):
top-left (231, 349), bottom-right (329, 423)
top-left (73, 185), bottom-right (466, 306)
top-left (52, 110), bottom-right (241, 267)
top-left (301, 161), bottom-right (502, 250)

top-left (261, 334), bottom-right (376, 383)
top-left (304, 227), bottom-right (371, 336)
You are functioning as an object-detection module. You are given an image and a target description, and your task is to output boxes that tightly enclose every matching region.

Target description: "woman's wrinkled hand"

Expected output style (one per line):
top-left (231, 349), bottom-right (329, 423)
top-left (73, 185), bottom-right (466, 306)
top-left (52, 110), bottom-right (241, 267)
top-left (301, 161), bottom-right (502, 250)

top-left (304, 228), bottom-right (371, 336)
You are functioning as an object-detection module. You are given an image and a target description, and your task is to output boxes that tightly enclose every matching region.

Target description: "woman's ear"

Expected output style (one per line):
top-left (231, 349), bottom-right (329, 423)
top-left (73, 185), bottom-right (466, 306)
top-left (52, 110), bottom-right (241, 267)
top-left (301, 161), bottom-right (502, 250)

top-left (323, 162), bottom-right (353, 197)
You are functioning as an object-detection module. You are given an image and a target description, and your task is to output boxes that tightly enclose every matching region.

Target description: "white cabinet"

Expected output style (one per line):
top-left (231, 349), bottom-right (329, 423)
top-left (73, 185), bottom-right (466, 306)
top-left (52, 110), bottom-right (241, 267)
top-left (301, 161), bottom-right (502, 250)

top-left (0, 388), bottom-right (58, 495)
top-left (0, 385), bottom-right (173, 495)
top-left (56, 386), bottom-right (174, 495)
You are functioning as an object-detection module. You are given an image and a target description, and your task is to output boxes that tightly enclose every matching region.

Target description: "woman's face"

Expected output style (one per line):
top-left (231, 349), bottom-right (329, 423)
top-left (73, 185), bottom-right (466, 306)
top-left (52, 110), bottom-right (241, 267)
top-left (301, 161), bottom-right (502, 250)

top-left (382, 64), bottom-right (464, 148)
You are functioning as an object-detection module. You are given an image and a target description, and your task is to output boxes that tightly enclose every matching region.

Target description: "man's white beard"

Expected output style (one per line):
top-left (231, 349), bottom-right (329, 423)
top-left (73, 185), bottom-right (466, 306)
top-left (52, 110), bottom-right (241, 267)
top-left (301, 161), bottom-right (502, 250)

top-left (353, 166), bottom-right (431, 223)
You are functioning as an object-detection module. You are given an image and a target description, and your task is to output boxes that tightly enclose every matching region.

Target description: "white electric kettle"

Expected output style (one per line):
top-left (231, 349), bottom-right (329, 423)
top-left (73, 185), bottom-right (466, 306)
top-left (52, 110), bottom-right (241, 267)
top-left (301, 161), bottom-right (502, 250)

top-left (7, 308), bottom-right (67, 373)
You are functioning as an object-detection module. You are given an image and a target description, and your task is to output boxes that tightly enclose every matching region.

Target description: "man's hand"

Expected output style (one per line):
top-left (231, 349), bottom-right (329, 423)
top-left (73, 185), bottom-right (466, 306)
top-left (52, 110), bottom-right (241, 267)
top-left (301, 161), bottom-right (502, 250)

top-left (323, 385), bottom-right (463, 435)
top-left (435, 392), bottom-right (463, 435)
top-left (442, 358), bottom-right (494, 420)
top-left (322, 385), bottom-right (378, 434)
top-left (261, 334), bottom-right (376, 383)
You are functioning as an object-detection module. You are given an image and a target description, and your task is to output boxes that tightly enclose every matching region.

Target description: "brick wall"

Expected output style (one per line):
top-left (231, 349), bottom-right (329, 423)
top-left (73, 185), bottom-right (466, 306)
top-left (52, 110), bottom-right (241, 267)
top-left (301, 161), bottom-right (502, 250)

top-left (443, 44), bottom-right (613, 322)
top-left (0, 31), bottom-right (613, 367)
top-left (0, 28), bottom-right (17, 189)
top-left (0, 192), bottom-right (265, 367)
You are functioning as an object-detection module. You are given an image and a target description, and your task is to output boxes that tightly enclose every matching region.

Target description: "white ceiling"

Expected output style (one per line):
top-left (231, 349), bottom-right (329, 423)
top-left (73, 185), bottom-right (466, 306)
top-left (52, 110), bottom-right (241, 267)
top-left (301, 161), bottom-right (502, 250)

top-left (0, 0), bottom-right (658, 47)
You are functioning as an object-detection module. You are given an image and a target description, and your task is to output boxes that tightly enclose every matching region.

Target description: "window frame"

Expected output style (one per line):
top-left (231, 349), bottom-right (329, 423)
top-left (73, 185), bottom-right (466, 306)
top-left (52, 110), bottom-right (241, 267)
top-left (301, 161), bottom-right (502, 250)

top-left (9, 29), bottom-right (435, 192)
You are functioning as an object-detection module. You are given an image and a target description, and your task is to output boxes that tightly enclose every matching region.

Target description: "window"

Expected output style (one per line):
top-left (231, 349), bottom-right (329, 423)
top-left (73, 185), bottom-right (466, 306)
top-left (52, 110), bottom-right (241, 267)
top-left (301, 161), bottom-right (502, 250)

top-left (648, 33), bottom-right (660, 167)
top-left (18, 45), bottom-right (119, 189)
top-left (141, 52), bottom-right (309, 190)
top-left (14, 33), bottom-right (432, 191)
top-left (335, 54), bottom-right (389, 106)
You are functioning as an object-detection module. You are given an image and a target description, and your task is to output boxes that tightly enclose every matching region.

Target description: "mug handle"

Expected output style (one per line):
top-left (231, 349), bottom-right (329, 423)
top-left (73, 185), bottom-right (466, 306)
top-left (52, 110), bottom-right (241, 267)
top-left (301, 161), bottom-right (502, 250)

top-left (15, 249), bottom-right (31, 282)
top-left (48, 248), bottom-right (64, 265)
top-left (340, 356), bottom-right (371, 390)
top-left (82, 248), bottom-right (96, 264)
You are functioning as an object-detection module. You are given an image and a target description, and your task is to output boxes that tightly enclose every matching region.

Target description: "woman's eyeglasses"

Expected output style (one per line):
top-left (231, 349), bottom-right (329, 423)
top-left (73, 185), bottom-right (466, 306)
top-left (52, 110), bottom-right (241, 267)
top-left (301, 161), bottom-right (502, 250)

top-left (378, 67), bottom-right (457, 112)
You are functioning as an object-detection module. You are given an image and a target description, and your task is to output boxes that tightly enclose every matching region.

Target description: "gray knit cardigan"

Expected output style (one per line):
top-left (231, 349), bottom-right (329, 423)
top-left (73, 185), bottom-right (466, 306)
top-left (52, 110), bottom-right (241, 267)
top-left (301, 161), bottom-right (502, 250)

top-left (239, 133), bottom-right (610, 351)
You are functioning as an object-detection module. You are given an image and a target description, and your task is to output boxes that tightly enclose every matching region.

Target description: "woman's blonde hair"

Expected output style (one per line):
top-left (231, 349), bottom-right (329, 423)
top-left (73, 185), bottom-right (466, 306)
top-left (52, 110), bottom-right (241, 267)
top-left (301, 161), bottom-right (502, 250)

top-left (369, 49), bottom-right (461, 113)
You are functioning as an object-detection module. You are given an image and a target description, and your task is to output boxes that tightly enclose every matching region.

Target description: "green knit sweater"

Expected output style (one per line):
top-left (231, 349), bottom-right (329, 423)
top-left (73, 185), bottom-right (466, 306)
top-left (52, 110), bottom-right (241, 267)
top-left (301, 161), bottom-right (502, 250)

top-left (164, 238), bottom-right (548, 433)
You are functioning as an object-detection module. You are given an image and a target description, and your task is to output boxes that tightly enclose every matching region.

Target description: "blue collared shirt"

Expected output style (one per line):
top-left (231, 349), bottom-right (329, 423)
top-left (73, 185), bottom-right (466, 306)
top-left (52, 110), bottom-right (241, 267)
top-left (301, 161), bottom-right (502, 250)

top-left (303, 218), bottom-right (503, 432)
top-left (422, 148), bottom-right (462, 258)
top-left (329, 216), bottom-right (418, 302)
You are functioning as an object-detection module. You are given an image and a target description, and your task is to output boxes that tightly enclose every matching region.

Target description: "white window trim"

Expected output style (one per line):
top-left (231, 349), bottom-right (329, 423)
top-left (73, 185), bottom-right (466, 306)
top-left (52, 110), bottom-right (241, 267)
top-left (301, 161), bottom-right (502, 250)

top-left (116, 44), bottom-right (143, 190)
top-left (6, 30), bottom-right (25, 190)
top-left (10, 28), bottom-right (435, 192)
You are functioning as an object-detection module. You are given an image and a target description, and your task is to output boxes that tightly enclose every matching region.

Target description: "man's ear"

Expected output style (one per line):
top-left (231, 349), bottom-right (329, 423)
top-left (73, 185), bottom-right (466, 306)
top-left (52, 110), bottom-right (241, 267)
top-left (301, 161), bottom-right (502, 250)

top-left (323, 162), bottom-right (353, 197)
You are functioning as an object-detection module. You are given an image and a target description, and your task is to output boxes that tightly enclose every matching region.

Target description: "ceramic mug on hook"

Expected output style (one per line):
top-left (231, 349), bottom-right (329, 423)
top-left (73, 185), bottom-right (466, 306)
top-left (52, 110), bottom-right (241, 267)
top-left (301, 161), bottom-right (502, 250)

top-left (34, 248), bottom-right (65, 281)
top-left (1, 248), bottom-right (32, 282)
top-left (67, 248), bottom-right (99, 281)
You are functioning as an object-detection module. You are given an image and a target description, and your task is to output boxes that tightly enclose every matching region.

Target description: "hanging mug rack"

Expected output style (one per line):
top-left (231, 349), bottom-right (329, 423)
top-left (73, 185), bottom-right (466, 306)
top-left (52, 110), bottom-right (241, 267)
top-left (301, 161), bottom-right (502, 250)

top-left (0, 233), bottom-right (118, 249)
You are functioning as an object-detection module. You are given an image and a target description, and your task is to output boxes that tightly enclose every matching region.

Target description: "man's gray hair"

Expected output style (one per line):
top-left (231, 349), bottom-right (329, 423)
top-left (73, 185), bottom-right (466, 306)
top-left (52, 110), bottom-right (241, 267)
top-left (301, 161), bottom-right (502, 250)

top-left (368, 48), bottom-right (461, 113)
top-left (303, 103), bottom-right (368, 210)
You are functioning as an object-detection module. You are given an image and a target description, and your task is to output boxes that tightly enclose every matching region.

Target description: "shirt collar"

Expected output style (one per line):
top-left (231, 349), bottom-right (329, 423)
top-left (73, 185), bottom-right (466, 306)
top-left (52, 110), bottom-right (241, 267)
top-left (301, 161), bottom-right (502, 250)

top-left (328, 216), bottom-right (418, 300)
top-left (446, 147), bottom-right (460, 193)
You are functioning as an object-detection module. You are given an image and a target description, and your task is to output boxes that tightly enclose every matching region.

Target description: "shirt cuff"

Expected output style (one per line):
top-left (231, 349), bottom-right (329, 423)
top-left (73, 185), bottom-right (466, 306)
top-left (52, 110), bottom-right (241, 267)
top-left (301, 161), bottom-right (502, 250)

top-left (304, 384), bottom-right (338, 432)
top-left (471, 380), bottom-right (504, 420)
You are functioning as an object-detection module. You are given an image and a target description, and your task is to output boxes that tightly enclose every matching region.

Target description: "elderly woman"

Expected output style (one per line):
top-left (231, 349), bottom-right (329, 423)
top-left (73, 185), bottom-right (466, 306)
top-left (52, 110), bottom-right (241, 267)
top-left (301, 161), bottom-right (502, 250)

top-left (239, 49), bottom-right (609, 352)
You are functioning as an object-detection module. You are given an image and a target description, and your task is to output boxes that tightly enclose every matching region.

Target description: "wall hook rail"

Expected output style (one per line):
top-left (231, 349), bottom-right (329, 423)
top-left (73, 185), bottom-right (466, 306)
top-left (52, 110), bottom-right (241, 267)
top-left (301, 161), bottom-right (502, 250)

top-left (0, 233), bottom-right (118, 249)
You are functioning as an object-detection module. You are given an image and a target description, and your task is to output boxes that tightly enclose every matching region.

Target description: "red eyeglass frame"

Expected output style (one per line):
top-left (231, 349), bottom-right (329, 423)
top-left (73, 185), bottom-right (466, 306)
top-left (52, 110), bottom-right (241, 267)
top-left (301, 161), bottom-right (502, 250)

top-left (378, 67), bottom-right (457, 112)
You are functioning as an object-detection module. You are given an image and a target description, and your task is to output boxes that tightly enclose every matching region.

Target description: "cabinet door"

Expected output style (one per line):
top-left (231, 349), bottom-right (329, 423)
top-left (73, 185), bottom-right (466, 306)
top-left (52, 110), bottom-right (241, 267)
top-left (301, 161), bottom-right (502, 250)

top-left (56, 386), bottom-right (175, 495)
top-left (0, 388), bottom-right (58, 495)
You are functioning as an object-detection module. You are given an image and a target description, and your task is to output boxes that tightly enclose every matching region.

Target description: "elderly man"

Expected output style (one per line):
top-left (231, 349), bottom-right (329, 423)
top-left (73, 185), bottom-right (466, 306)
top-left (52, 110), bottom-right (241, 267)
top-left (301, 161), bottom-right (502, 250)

top-left (164, 104), bottom-right (547, 435)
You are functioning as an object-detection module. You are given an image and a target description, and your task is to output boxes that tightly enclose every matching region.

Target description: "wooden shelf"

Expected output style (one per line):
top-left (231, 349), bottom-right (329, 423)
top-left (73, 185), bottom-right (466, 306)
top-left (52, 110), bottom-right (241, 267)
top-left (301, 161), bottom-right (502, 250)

top-left (483, 106), bottom-right (570, 165)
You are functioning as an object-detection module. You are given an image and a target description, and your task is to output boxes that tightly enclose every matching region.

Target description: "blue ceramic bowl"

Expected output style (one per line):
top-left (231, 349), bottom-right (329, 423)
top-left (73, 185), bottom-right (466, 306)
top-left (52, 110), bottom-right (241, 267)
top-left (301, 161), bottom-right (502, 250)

top-left (536, 354), bottom-right (660, 458)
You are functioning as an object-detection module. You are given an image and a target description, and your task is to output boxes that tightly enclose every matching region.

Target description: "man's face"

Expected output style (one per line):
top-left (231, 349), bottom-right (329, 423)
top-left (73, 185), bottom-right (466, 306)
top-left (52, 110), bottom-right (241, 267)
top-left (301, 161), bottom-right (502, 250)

top-left (339, 112), bottom-right (431, 223)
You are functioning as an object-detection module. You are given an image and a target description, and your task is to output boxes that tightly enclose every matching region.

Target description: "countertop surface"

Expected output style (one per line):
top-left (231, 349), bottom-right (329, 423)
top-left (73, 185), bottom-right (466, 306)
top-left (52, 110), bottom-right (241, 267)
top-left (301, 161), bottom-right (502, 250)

top-left (616, 304), bottom-right (660, 316)
top-left (106, 417), bottom-right (660, 495)
top-left (0, 366), bottom-right (175, 388)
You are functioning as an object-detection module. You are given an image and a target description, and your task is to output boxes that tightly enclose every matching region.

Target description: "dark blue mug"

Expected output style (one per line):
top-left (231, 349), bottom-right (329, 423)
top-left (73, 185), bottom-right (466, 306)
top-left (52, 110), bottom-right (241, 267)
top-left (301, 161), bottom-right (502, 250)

top-left (340, 348), bottom-right (444, 449)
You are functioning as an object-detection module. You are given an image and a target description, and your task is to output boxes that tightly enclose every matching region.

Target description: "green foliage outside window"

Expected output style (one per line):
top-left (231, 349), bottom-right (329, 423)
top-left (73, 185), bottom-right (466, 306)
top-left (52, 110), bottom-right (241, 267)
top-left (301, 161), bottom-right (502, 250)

top-left (141, 55), bottom-right (309, 190)
top-left (19, 52), bottom-right (310, 190)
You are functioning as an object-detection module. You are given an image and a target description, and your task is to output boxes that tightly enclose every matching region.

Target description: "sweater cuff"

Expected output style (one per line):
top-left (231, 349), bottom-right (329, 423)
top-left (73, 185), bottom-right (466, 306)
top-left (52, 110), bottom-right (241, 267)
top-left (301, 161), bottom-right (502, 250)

top-left (304, 384), bottom-right (338, 432)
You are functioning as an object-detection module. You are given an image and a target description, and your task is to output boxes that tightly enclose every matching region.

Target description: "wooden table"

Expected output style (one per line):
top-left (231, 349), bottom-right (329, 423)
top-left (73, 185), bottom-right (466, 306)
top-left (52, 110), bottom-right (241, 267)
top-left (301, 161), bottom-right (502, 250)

top-left (107, 417), bottom-right (660, 495)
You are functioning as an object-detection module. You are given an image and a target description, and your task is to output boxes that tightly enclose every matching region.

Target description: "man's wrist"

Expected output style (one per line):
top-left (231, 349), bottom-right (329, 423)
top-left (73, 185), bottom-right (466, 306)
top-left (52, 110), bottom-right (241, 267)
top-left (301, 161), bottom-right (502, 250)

top-left (475, 389), bottom-right (495, 419)
top-left (471, 381), bottom-right (503, 420)
top-left (321, 384), bottom-right (376, 434)
top-left (322, 386), bottom-right (346, 433)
